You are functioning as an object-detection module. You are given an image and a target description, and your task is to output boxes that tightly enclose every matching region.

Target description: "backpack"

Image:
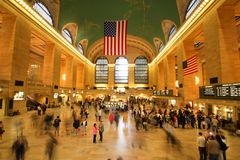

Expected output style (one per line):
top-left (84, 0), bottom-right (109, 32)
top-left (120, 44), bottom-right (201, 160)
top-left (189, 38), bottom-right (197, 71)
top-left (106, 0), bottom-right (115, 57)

top-left (220, 141), bottom-right (229, 151)
top-left (53, 119), bottom-right (59, 127)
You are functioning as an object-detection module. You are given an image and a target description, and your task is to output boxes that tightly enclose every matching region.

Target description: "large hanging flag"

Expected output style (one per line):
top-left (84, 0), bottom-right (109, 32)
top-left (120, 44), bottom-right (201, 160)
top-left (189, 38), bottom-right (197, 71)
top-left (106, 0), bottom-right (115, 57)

top-left (182, 55), bottom-right (198, 76)
top-left (104, 20), bottom-right (128, 56)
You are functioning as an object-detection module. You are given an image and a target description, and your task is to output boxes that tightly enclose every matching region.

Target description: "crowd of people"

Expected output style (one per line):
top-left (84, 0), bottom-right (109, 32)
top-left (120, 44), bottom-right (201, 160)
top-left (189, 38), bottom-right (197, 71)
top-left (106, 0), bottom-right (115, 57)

top-left (0, 96), bottom-right (235, 160)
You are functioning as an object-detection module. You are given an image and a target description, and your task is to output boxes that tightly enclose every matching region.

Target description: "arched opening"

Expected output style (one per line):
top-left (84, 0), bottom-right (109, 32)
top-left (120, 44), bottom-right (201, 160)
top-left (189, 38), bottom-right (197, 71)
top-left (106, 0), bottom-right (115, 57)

top-left (62, 28), bottom-right (73, 44)
top-left (115, 57), bottom-right (128, 84)
top-left (95, 57), bottom-right (108, 84)
top-left (185, 0), bottom-right (202, 20)
top-left (33, 1), bottom-right (54, 26)
top-left (135, 56), bottom-right (148, 84)
top-left (168, 25), bottom-right (177, 41)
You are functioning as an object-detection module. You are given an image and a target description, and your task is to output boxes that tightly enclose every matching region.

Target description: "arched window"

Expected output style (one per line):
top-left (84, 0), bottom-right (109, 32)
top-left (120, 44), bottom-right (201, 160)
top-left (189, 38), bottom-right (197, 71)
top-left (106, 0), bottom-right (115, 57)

top-left (159, 42), bottom-right (164, 52)
top-left (135, 56), bottom-right (148, 84)
top-left (115, 57), bottom-right (128, 84)
top-left (33, 1), bottom-right (54, 26)
top-left (95, 57), bottom-right (108, 84)
top-left (77, 43), bottom-right (84, 54)
top-left (62, 29), bottom-right (73, 44)
top-left (168, 25), bottom-right (177, 41)
top-left (185, 0), bottom-right (202, 19)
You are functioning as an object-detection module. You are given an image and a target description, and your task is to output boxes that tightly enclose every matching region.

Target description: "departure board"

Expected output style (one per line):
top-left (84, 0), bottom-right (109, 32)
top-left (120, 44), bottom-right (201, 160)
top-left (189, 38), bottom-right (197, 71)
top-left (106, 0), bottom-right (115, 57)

top-left (200, 83), bottom-right (240, 100)
top-left (203, 87), bottom-right (215, 96)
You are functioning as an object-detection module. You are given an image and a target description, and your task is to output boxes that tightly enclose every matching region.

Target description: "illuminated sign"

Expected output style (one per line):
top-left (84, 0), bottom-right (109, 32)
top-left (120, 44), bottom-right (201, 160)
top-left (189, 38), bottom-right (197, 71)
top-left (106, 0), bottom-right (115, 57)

top-left (53, 93), bottom-right (59, 99)
top-left (153, 90), bottom-right (174, 96)
top-left (200, 83), bottom-right (240, 100)
top-left (13, 91), bottom-right (24, 101)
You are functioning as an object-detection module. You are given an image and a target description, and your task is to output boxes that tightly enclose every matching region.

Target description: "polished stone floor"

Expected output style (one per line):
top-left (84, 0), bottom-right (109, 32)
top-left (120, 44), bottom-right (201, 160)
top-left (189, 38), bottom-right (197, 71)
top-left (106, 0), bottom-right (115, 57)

top-left (0, 106), bottom-right (240, 160)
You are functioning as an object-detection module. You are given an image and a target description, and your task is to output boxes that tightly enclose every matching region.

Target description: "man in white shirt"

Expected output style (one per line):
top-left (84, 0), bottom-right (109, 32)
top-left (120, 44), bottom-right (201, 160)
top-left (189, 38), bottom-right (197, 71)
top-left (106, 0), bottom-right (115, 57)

top-left (197, 132), bottom-right (207, 160)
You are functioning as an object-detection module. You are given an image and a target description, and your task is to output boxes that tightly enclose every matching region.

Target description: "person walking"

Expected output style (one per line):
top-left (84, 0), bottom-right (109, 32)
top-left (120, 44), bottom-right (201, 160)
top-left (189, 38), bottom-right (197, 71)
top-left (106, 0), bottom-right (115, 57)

top-left (92, 123), bottom-right (98, 143)
top-left (0, 121), bottom-right (5, 140)
top-left (207, 135), bottom-right (221, 160)
top-left (12, 134), bottom-right (29, 160)
top-left (98, 121), bottom-right (104, 142)
top-left (114, 112), bottom-right (120, 128)
top-left (53, 116), bottom-right (61, 136)
top-left (197, 132), bottom-right (207, 160)
top-left (45, 133), bottom-right (58, 160)
top-left (108, 112), bottom-right (114, 125)
top-left (81, 118), bottom-right (88, 136)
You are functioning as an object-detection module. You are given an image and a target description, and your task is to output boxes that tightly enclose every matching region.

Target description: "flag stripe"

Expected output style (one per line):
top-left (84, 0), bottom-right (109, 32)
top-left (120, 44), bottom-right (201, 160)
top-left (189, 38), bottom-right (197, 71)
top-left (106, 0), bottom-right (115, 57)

top-left (104, 37), bottom-right (107, 55)
top-left (183, 55), bottom-right (198, 76)
top-left (104, 20), bottom-right (127, 56)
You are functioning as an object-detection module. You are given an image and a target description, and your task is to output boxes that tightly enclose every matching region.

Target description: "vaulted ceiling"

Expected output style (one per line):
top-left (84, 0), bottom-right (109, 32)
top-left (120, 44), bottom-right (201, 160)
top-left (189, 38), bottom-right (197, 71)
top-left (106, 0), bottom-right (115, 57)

top-left (58, 0), bottom-right (180, 49)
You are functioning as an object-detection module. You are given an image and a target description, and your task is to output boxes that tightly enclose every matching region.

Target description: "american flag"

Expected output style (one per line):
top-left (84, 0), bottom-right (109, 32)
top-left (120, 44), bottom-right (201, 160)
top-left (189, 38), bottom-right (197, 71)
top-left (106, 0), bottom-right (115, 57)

top-left (182, 55), bottom-right (198, 76)
top-left (104, 20), bottom-right (128, 56)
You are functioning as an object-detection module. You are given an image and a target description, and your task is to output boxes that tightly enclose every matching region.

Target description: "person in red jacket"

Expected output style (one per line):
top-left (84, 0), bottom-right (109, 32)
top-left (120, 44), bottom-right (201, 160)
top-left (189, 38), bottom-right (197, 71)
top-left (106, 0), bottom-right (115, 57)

top-left (108, 112), bottom-right (114, 125)
top-left (92, 123), bottom-right (98, 143)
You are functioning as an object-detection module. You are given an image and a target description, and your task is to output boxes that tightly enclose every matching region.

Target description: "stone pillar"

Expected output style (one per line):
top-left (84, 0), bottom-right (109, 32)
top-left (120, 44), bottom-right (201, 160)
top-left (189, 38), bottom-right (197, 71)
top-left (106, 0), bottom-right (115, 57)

top-left (166, 53), bottom-right (176, 94)
top-left (0, 14), bottom-right (16, 80)
top-left (64, 55), bottom-right (73, 88)
top-left (108, 65), bottom-right (114, 88)
top-left (76, 63), bottom-right (84, 89)
top-left (42, 43), bottom-right (55, 86)
top-left (128, 65), bottom-right (134, 87)
top-left (84, 64), bottom-right (94, 88)
top-left (202, 10), bottom-right (221, 85)
top-left (158, 61), bottom-right (165, 90)
top-left (217, 6), bottom-right (240, 83)
top-left (9, 17), bottom-right (31, 114)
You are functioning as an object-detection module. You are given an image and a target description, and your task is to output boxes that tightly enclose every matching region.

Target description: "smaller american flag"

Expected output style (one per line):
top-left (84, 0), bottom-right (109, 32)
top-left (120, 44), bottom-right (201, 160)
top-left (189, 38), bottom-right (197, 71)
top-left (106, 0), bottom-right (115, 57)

top-left (182, 55), bottom-right (198, 76)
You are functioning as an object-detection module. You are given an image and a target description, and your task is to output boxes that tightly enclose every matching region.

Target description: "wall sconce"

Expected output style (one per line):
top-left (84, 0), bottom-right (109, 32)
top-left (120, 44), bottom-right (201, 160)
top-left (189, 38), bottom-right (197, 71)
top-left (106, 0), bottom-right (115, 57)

top-left (195, 76), bottom-right (200, 85)
top-left (175, 80), bottom-right (179, 88)
top-left (62, 74), bottom-right (66, 81)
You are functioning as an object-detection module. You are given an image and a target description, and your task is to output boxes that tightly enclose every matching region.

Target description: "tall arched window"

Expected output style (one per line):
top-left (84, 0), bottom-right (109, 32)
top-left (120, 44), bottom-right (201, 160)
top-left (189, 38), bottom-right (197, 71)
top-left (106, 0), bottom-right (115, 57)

top-left (95, 57), bottom-right (108, 84)
top-left (168, 25), bottom-right (177, 41)
top-left (135, 56), bottom-right (148, 84)
top-left (115, 57), bottom-right (128, 84)
top-left (185, 0), bottom-right (202, 19)
top-left (159, 42), bottom-right (164, 53)
top-left (77, 43), bottom-right (84, 54)
top-left (33, 1), bottom-right (54, 26)
top-left (62, 29), bottom-right (73, 44)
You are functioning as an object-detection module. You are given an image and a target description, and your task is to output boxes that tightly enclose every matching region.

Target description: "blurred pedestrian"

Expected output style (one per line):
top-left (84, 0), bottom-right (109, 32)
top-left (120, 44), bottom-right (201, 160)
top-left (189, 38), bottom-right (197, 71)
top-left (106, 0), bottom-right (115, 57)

top-left (73, 118), bottom-right (80, 135)
top-left (114, 112), bottom-right (120, 128)
top-left (12, 134), bottom-right (28, 160)
top-left (0, 121), bottom-right (5, 140)
top-left (81, 118), bottom-right (87, 136)
top-left (98, 120), bottom-right (104, 142)
top-left (207, 135), bottom-right (221, 160)
top-left (45, 133), bottom-right (58, 160)
top-left (37, 105), bottom-right (42, 116)
top-left (108, 112), bottom-right (114, 125)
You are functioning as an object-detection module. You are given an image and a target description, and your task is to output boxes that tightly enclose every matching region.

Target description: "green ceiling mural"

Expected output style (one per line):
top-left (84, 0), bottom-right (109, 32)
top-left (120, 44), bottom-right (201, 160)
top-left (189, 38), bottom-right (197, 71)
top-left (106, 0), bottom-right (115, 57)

top-left (58, 0), bottom-right (180, 48)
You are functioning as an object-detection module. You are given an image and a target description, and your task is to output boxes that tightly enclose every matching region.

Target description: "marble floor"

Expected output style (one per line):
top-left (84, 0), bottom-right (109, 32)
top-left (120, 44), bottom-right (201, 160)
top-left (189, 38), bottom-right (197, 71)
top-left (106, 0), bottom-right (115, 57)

top-left (0, 107), bottom-right (240, 160)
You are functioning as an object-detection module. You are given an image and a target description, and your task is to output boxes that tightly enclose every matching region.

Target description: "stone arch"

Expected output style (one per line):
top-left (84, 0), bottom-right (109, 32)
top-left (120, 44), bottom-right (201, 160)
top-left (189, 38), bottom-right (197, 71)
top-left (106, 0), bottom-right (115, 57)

top-left (176, 0), bottom-right (191, 24)
top-left (62, 23), bottom-right (78, 45)
top-left (87, 35), bottom-right (156, 64)
top-left (30, 0), bottom-right (60, 27)
top-left (161, 19), bottom-right (177, 42)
